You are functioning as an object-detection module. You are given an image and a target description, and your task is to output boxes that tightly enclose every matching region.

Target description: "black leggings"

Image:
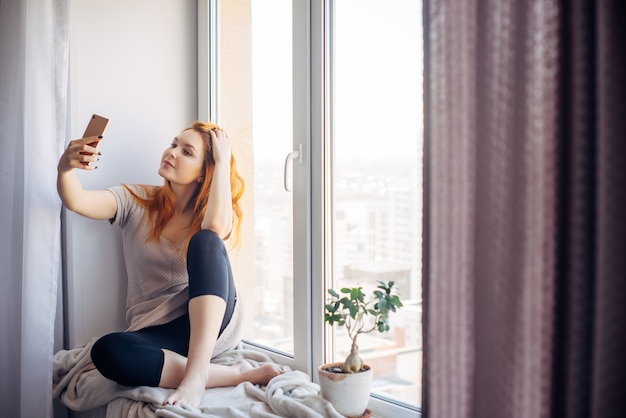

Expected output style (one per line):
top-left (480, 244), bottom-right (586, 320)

top-left (91, 230), bottom-right (236, 387)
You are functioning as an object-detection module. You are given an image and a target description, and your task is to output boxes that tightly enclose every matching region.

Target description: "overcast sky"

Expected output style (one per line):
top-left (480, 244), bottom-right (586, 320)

top-left (251, 0), bottom-right (423, 162)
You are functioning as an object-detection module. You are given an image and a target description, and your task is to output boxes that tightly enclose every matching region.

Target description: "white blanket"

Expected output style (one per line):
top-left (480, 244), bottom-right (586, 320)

top-left (53, 341), bottom-right (344, 418)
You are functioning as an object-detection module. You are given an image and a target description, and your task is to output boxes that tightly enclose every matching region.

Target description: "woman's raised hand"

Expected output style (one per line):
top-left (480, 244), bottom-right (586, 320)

top-left (209, 129), bottom-right (231, 165)
top-left (57, 136), bottom-right (102, 172)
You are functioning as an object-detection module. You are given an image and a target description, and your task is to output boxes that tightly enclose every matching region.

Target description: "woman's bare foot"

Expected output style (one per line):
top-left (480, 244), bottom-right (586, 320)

top-left (241, 363), bottom-right (283, 386)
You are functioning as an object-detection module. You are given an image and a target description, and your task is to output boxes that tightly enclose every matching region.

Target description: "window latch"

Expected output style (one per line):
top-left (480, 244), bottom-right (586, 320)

top-left (283, 144), bottom-right (303, 192)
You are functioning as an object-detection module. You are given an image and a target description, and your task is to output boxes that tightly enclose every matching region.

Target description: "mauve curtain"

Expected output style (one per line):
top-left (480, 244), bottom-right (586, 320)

top-left (423, 1), bottom-right (625, 417)
top-left (0, 0), bottom-right (69, 417)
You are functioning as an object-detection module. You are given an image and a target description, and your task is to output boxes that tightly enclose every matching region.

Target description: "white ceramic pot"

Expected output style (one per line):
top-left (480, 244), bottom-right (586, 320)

top-left (318, 362), bottom-right (373, 417)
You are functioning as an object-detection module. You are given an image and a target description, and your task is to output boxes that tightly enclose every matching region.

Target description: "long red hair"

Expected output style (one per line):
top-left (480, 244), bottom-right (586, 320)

top-left (124, 121), bottom-right (246, 251)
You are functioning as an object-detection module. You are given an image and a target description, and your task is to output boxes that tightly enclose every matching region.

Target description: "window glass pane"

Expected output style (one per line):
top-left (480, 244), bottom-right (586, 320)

top-left (220, 0), bottom-right (294, 355)
top-left (330, 0), bottom-right (423, 407)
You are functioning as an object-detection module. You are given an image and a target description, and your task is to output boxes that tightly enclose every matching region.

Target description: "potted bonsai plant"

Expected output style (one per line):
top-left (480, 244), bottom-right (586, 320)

top-left (318, 280), bottom-right (404, 417)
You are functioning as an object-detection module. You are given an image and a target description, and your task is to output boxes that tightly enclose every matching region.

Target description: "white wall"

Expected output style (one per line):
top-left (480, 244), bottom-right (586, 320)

top-left (65, 0), bottom-right (198, 347)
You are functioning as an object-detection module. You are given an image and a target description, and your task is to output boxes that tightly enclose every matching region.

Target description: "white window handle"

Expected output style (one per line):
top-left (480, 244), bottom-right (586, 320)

top-left (284, 144), bottom-right (303, 192)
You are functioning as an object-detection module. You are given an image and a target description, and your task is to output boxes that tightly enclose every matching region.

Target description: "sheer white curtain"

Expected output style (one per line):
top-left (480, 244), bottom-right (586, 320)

top-left (0, 0), bottom-right (69, 417)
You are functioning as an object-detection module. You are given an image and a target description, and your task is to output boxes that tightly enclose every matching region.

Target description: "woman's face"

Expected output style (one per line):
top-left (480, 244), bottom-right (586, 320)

top-left (158, 129), bottom-right (206, 186)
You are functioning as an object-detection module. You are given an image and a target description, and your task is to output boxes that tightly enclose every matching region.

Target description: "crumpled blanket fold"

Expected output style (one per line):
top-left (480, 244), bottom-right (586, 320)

top-left (53, 343), bottom-right (344, 418)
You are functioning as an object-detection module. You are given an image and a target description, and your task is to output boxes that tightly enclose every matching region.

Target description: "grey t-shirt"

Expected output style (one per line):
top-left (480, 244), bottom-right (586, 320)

top-left (107, 185), bottom-right (189, 329)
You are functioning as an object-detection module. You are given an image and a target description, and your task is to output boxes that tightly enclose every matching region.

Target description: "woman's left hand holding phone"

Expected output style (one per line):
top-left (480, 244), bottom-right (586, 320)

top-left (57, 113), bottom-right (116, 219)
top-left (57, 136), bottom-right (102, 172)
top-left (57, 135), bottom-right (117, 220)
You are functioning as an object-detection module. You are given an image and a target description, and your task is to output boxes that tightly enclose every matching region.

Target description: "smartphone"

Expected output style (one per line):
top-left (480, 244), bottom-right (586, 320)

top-left (80, 114), bottom-right (110, 165)
top-left (83, 114), bottom-right (110, 139)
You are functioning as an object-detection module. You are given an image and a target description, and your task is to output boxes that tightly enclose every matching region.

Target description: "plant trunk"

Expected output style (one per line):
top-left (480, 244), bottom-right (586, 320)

top-left (342, 338), bottom-right (363, 373)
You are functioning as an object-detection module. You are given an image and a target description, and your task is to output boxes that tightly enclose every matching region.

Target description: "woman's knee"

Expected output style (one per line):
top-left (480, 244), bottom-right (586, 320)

top-left (187, 230), bottom-right (229, 274)
top-left (189, 229), bottom-right (224, 254)
top-left (91, 333), bottom-right (138, 373)
top-left (91, 333), bottom-right (164, 387)
top-left (91, 333), bottom-right (121, 367)
top-left (91, 333), bottom-right (127, 381)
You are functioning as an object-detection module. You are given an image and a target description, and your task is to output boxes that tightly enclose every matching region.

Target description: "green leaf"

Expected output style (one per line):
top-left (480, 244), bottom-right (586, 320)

top-left (378, 297), bottom-right (387, 312)
top-left (349, 304), bottom-right (358, 319)
top-left (390, 296), bottom-right (403, 307)
top-left (328, 289), bottom-right (339, 298)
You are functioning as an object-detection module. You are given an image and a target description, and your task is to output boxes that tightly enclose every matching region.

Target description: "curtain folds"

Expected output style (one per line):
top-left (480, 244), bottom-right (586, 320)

top-left (423, 1), bottom-right (626, 417)
top-left (0, 1), bottom-right (69, 417)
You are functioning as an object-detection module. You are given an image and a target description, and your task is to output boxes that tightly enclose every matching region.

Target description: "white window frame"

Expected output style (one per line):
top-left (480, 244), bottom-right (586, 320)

top-left (197, 0), bottom-right (219, 123)
top-left (197, 0), bottom-right (316, 377)
top-left (199, 1), bottom-right (421, 416)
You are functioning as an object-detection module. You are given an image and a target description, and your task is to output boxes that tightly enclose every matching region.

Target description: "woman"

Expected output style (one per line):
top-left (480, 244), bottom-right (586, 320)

top-left (57, 121), bottom-right (280, 407)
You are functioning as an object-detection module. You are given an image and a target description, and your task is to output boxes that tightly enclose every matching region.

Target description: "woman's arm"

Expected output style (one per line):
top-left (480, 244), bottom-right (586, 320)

top-left (201, 130), bottom-right (233, 238)
top-left (57, 136), bottom-right (117, 220)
